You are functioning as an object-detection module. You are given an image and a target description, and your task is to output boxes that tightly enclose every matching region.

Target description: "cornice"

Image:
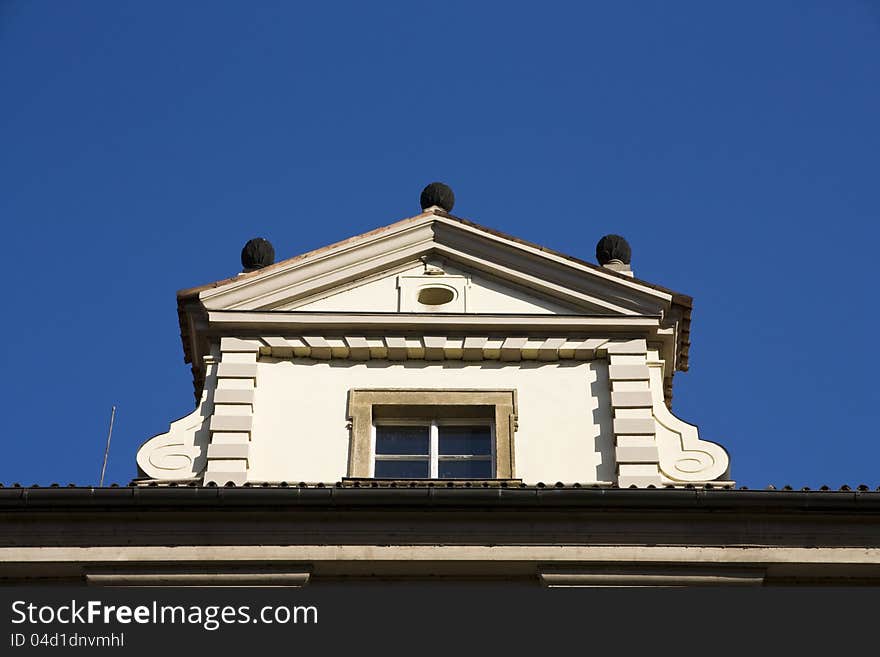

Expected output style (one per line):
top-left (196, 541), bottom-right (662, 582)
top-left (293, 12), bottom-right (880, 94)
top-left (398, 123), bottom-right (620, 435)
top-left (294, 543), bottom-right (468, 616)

top-left (203, 311), bottom-right (664, 334)
top-left (215, 334), bottom-right (672, 367)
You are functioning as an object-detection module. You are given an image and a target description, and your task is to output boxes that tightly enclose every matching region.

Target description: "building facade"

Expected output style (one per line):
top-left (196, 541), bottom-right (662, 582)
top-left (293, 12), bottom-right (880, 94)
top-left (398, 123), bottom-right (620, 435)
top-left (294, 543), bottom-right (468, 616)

top-left (2, 184), bottom-right (878, 586)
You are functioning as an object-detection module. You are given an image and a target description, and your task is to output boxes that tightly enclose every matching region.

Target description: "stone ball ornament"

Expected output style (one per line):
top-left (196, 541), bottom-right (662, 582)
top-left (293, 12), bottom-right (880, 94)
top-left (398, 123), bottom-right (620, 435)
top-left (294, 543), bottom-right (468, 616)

top-left (241, 237), bottom-right (276, 271)
top-left (595, 234), bottom-right (632, 265)
top-left (420, 182), bottom-right (455, 212)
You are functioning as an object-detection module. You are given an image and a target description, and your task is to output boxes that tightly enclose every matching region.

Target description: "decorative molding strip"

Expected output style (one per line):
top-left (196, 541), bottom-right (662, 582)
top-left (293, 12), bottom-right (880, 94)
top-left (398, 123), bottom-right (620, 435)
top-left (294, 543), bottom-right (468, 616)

top-left (86, 570), bottom-right (311, 587)
top-left (206, 311), bottom-right (664, 332)
top-left (248, 334), bottom-right (665, 363)
top-left (201, 313), bottom-right (682, 406)
top-left (539, 567), bottom-right (765, 587)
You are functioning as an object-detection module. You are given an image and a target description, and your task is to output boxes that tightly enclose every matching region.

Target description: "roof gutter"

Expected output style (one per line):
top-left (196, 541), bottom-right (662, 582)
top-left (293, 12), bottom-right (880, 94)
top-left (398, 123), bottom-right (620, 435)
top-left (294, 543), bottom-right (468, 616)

top-left (1, 487), bottom-right (878, 513)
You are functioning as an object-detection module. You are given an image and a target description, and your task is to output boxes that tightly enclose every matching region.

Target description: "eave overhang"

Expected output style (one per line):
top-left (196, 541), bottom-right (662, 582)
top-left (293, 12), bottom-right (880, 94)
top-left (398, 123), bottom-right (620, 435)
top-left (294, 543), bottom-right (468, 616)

top-left (203, 311), bottom-right (665, 332)
top-left (2, 485), bottom-right (879, 513)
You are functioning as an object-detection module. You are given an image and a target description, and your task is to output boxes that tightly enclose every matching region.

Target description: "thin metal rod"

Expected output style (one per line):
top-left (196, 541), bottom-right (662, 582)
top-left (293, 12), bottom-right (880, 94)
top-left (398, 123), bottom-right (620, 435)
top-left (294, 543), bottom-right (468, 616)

top-left (99, 405), bottom-right (116, 487)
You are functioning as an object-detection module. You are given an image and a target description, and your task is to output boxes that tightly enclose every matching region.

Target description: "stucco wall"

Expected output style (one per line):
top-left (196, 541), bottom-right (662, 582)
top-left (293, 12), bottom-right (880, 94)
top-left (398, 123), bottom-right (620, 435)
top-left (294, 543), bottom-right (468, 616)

top-left (249, 358), bottom-right (614, 484)
top-left (286, 262), bottom-right (577, 314)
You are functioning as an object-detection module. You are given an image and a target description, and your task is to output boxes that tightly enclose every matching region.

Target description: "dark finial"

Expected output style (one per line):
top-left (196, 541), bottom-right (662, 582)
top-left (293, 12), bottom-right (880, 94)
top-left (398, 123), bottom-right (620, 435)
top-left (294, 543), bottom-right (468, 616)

top-left (595, 234), bottom-right (632, 265)
top-left (420, 182), bottom-right (455, 212)
top-left (241, 237), bottom-right (275, 272)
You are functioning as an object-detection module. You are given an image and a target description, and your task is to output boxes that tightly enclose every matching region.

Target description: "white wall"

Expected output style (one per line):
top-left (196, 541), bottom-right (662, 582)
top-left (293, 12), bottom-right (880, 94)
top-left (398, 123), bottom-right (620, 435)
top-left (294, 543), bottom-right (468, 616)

top-left (286, 262), bottom-right (578, 314)
top-left (249, 358), bottom-right (614, 484)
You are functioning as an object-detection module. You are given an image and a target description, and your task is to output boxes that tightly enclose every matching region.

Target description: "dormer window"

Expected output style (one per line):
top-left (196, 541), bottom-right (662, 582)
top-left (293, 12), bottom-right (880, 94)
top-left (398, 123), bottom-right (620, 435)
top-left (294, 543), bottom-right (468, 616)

top-left (373, 420), bottom-right (494, 479)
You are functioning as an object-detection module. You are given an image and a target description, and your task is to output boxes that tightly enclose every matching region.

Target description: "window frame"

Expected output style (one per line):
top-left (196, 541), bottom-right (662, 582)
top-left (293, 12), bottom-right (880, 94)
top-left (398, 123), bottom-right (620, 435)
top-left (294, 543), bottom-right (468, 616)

top-left (347, 389), bottom-right (517, 480)
top-left (371, 418), bottom-right (496, 479)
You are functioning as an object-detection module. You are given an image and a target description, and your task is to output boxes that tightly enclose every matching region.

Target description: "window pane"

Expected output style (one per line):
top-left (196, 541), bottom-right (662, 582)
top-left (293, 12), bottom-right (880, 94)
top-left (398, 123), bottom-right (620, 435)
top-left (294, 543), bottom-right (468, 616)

top-left (438, 459), bottom-right (493, 479)
top-left (438, 426), bottom-right (492, 456)
top-left (376, 426), bottom-right (429, 455)
top-left (374, 460), bottom-right (430, 479)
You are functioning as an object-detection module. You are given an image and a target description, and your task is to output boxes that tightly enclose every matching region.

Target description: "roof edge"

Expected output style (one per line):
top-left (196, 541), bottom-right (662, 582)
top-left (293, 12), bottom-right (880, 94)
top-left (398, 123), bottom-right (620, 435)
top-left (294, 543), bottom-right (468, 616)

top-left (2, 486), bottom-right (879, 513)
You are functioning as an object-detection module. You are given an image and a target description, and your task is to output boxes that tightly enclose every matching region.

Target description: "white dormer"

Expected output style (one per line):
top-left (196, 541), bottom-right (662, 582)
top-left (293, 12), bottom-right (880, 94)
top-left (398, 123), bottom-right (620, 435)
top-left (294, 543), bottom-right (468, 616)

top-left (138, 185), bottom-right (729, 489)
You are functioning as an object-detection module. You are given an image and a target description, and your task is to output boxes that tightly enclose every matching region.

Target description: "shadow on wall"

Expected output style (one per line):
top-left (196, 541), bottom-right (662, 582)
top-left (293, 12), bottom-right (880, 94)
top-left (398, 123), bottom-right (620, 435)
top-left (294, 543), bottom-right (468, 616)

top-left (590, 361), bottom-right (616, 483)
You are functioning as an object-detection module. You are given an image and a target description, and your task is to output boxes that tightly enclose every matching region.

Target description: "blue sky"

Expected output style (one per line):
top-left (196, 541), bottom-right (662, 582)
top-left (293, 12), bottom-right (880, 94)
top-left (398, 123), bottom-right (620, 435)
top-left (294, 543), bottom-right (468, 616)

top-left (1, 1), bottom-right (878, 488)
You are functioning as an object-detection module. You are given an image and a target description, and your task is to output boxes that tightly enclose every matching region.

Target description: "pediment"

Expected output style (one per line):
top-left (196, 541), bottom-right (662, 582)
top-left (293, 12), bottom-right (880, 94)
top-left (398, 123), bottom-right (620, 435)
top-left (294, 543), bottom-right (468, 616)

top-left (175, 210), bottom-right (693, 406)
top-left (191, 211), bottom-right (680, 319)
top-left (273, 261), bottom-right (584, 315)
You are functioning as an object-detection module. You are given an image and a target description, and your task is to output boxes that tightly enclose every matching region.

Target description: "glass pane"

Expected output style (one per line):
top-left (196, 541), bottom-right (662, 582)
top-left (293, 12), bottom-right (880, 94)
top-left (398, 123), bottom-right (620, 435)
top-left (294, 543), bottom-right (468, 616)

top-left (374, 460), bottom-right (430, 479)
top-left (375, 426), bottom-right (429, 455)
top-left (438, 426), bottom-right (492, 456)
top-left (438, 459), bottom-right (493, 479)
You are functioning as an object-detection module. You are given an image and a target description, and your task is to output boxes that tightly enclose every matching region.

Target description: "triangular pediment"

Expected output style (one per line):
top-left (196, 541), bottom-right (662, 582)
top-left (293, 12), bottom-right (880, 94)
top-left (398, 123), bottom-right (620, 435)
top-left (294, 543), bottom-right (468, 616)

top-left (176, 210), bottom-right (694, 405)
top-left (274, 261), bottom-right (584, 315)
top-left (191, 211), bottom-right (681, 319)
